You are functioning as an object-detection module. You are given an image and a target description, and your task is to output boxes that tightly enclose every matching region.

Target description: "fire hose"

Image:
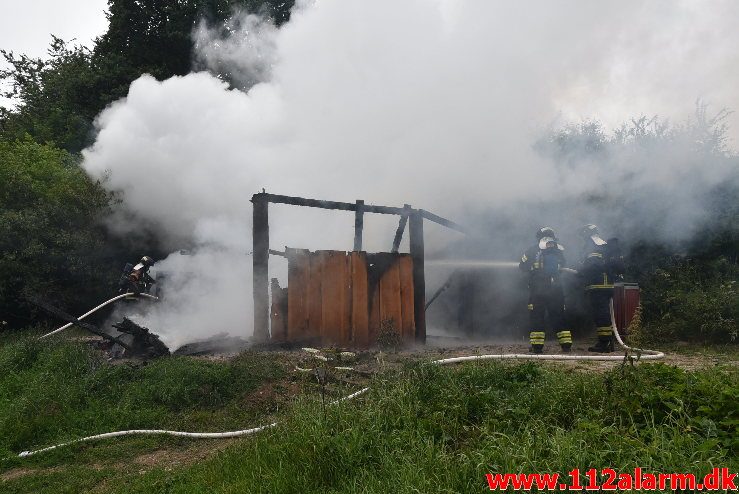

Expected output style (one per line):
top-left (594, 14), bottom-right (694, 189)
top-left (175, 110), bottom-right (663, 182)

top-left (39, 293), bottom-right (159, 340)
top-left (17, 300), bottom-right (662, 458)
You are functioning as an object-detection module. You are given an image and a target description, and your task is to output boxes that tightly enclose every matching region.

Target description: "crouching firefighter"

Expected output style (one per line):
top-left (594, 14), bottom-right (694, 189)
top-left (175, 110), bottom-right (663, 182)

top-left (579, 224), bottom-right (625, 352)
top-left (519, 227), bottom-right (573, 353)
top-left (118, 256), bottom-right (156, 295)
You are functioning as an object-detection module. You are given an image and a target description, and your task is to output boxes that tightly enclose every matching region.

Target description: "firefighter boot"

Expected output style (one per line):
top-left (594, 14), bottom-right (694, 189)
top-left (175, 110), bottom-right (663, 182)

top-left (589, 326), bottom-right (614, 353)
top-left (557, 331), bottom-right (572, 353)
top-left (529, 331), bottom-right (545, 354)
top-left (588, 336), bottom-right (614, 353)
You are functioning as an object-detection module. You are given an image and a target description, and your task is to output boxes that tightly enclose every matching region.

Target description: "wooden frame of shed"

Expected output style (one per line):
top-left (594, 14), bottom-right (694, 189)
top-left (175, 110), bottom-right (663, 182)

top-left (251, 192), bottom-right (465, 346)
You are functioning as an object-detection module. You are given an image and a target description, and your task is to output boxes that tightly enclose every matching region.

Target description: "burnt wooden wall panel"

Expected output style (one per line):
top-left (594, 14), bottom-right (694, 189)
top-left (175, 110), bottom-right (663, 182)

top-left (368, 278), bottom-right (381, 346)
top-left (287, 249), bottom-right (310, 342)
top-left (379, 260), bottom-right (402, 337)
top-left (350, 252), bottom-right (369, 348)
top-left (270, 279), bottom-right (288, 342)
top-left (320, 251), bottom-right (347, 345)
top-left (283, 250), bottom-right (415, 347)
top-left (306, 253), bottom-right (324, 341)
top-left (342, 254), bottom-right (352, 346)
top-left (398, 255), bottom-right (416, 342)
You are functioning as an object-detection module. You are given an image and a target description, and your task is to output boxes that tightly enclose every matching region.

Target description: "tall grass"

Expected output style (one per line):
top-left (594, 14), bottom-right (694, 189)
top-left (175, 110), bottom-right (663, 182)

top-left (1, 335), bottom-right (736, 493)
top-left (0, 334), bottom-right (284, 459)
top-left (118, 361), bottom-right (738, 493)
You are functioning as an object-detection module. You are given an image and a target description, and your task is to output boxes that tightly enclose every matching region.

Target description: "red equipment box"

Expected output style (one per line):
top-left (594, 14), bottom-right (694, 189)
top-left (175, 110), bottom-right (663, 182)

top-left (613, 282), bottom-right (640, 335)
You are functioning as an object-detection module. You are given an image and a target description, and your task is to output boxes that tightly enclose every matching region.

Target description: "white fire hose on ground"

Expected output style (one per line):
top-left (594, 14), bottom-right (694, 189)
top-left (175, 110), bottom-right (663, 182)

top-left (39, 293), bottom-right (159, 340)
top-left (431, 300), bottom-right (663, 364)
top-left (16, 300), bottom-right (662, 458)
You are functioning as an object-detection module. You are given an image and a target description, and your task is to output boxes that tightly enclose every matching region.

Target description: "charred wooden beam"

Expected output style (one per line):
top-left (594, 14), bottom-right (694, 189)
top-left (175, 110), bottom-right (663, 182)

top-left (425, 272), bottom-right (455, 310)
top-left (269, 249), bottom-right (287, 258)
top-left (419, 209), bottom-right (467, 234)
top-left (252, 193), bottom-right (270, 342)
top-left (260, 193), bottom-right (406, 215)
top-left (408, 211), bottom-right (426, 343)
top-left (111, 318), bottom-right (170, 358)
top-left (391, 204), bottom-right (411, 253)
top-left (259, 193), bottom-right (467, 234)
top-left (26, 295), bottom-right (132, 350)
top-left (353, 199), bottom-right (364, 251)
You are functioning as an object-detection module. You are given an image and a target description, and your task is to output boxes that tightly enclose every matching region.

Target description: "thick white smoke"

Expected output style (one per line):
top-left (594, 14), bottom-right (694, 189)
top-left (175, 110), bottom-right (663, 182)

top-left (82, 0), bottom-right (739, 346)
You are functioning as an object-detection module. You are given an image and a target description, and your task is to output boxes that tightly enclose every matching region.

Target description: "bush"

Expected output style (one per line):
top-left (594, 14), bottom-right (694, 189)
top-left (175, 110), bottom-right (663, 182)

top-left (639, 257), bottom-right (738, 343)
top-left (0, 137), bottom-right (120, 328)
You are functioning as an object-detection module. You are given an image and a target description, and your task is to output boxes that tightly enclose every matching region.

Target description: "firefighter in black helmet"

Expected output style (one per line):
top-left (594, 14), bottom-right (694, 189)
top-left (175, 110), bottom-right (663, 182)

top-left (579, 224), bottom-right (624, 352)
top-left (519, 227), bottom-right (573, 353)
top-left (118, 256), bottom-right (156, 295)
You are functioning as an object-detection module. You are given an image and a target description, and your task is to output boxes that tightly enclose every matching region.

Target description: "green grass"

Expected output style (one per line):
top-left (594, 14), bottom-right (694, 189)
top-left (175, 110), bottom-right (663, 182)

top-left (115, 361), bottom-right (738, 494)
top-left (0, 334), bottom-right (285, 493)
top-left (0, 335), bottom-right (737, 493)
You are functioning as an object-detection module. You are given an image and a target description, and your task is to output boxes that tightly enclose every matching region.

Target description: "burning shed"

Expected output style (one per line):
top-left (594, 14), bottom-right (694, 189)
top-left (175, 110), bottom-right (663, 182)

top-left (251, 192), bottom-right (465, 348)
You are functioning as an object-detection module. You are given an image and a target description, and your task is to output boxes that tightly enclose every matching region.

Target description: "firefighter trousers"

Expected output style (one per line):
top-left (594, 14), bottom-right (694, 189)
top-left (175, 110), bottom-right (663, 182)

top-left (587, 288), bottom-right (613, 344)
top-left (528, 287), bottom-right (572, 351)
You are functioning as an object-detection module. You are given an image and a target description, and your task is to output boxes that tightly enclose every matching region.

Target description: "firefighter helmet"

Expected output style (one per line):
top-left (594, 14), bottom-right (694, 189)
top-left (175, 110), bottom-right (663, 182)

top-left (580, 224), bottom-right (607, 246)
top-left (537, 227), bottom-right (564, 250)
top-left (536, 226), bottom-right (556, 240)
top-left (140, 256), bottom-right (155, 267)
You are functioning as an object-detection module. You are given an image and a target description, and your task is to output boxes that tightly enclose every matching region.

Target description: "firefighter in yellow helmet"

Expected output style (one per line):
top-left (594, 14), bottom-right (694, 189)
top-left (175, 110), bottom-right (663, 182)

top-left (519, 227), bottom-right (573, 353)
top-left (579, 224), bottom-right (625, 352)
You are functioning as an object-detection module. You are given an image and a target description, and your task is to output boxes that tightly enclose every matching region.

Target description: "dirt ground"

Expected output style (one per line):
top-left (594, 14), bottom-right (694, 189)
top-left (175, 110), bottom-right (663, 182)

top-left (413, 337), bottom-right (739, 371)
top-left (256, 336), bottom-right (739, 382)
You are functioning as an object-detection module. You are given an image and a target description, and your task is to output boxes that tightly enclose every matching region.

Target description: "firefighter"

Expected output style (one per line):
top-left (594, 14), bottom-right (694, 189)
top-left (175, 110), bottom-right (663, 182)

top-left (118, 256), bottom-right (156, 295)
top-left (519, 227), bottom-right (573, 353)
top-left (579, 224), bottom-right (624, 352)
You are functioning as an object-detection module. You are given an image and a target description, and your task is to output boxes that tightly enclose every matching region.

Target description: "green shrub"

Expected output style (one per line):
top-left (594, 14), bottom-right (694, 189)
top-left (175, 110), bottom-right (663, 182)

top-left (0, 137), bottom-right (119, 327)
top-left (639, 257), bottom-right (738, 343)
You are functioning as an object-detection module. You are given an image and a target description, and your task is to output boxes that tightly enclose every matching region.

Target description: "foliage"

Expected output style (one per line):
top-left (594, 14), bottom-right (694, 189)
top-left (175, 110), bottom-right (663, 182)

top-left (1, 37), bottom-right (99, 152)
top-left (638, 257), bottom-right (738, 343)
top-left (376, 318), bottom-right (402, 350)
top-left (606, 363), bottom-right (739, 454)
top-left (0, 138), bottom-right (122, 326)
top-left (538, 102), bottom-right (736, 163)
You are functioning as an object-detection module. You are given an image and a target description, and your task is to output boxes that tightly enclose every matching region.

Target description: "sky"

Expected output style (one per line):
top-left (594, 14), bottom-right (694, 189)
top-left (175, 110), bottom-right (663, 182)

top-left (0, 0), bottom-right (110, 107)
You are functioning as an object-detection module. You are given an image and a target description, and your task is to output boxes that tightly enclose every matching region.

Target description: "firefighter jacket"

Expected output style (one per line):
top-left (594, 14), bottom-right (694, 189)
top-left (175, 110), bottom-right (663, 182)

top-left (579, 239), bottom-right (624, 290)
top-left (519, 242), bottom-right (566, 291)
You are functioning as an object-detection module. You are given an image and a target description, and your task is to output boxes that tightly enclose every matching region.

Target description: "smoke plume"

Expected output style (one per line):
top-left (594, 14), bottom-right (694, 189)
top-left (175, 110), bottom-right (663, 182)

top-left (82, 0), bottom-right (739, 347)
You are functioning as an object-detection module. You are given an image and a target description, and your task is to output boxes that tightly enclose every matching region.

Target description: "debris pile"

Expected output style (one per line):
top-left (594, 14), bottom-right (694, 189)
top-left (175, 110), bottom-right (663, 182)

top-left (29, 295), bottom-right (170, 359)
top-left (173, 333), bottom-right (249, 356)
top-left (111, 318), bottom-right (170, 358)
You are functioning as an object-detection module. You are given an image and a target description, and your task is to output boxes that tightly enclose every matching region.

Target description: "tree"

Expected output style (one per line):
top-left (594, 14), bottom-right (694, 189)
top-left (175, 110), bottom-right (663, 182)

top-left (1, 0), bottom-right (295, 152)
top-left (1, 37), bottom-right (100, 152)
top-left (0, 137), bottom-right (117, 327)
